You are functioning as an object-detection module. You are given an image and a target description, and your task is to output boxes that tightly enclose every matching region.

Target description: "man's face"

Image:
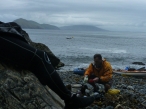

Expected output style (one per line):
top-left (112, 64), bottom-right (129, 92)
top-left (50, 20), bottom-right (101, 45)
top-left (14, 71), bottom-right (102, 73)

top-left (94, 57), bottom-right (102, 68)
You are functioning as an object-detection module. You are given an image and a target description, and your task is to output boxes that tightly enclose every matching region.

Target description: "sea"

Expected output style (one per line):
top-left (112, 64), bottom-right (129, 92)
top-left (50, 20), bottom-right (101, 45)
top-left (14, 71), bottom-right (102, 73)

top-left (24, 29), bottom-right (146, 71)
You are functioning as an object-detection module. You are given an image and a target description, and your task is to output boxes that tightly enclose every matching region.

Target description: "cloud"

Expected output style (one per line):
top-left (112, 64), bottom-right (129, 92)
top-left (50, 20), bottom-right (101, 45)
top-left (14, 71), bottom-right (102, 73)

top-left (0, 0), bottom-right (146, 31)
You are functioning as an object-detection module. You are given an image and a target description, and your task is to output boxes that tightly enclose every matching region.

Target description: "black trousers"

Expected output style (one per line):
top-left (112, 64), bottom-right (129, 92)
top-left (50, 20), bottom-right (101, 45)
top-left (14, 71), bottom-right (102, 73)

top-left (0, 35), bottom-right (71, 100)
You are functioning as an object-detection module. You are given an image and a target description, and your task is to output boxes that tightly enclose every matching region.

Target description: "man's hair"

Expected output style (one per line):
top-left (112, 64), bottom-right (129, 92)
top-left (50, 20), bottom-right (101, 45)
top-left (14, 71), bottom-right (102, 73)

top-left (93, 54), bottom-right (102, 60)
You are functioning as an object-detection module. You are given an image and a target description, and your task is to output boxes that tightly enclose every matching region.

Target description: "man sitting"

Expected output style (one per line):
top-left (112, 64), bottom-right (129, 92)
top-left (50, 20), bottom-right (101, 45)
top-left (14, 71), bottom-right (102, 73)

top-left (84, 54), bottom-right (113, 92)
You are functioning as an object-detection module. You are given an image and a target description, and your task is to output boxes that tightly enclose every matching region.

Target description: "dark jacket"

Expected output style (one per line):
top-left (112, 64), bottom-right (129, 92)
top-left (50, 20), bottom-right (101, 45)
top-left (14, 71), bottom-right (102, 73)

top-left (0, 21), bottom-right (60, 68)
top-left (0, 22), bottom-right (29, 43)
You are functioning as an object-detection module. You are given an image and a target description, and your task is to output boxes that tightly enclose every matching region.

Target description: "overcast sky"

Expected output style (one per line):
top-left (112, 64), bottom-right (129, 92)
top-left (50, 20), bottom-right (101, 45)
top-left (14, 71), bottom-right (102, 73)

top-left (0, 0), bottom-right (146, 32)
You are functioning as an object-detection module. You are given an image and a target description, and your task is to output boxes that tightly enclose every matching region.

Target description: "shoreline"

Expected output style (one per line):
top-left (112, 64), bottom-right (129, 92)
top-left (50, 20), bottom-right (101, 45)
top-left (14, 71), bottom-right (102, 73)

top-left (57, 70), bottom-right (146, 109)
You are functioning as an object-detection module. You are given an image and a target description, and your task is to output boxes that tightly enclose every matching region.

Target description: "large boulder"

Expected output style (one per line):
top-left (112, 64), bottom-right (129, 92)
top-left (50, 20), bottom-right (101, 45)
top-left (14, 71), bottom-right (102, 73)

top-left (0, 63), bottom-right (65, 109)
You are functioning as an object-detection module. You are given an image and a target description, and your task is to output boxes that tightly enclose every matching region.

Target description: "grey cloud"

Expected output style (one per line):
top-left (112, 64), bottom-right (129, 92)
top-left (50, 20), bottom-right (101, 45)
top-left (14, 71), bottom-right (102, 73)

top-left (0, 0), bottom-right (146, 31)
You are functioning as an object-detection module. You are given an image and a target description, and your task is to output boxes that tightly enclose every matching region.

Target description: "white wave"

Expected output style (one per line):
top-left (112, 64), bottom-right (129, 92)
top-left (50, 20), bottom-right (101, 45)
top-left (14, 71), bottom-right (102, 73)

top-left (79, 47), bottom-right (127, 53)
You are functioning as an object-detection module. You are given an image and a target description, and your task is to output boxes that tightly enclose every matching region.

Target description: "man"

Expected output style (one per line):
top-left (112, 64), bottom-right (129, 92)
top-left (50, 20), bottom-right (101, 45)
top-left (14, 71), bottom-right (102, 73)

top-left (84, 54), bottom-right (113, 92)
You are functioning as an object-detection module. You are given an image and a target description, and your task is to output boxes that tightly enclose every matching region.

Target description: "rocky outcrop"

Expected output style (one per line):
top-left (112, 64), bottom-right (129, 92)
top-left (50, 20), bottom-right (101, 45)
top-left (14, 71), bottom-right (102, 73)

top-left (0, 30), bottom-right (65, 109)
top-left (0, 63), bottom-right (64, 109)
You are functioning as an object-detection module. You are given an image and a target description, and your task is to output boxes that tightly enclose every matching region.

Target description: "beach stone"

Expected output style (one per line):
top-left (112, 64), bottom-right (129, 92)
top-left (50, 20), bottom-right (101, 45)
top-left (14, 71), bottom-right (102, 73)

top-left (58, 71), bottom-right (146, 109)
top-left (105, 106), bottom-right (114, 109)
top-left (132, 62), bottom-right (145, 65)
top-left (141, 100), bottom-right (146, 107)
top-left (114, 104), bottom-right (123, 109)
top-left (120, 84), bottom-right (127, 89)
top-left (138, 89), bottom-right (146, 95)
top-left (127, 85), bottom-right (134, 90)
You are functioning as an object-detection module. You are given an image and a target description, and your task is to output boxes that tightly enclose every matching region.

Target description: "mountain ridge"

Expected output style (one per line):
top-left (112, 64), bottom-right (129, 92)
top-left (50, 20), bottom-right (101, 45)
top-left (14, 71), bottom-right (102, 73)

top-left (14, 18), bottom-right (60, 30)
top-left (13, 18), bottom-right (107, 31)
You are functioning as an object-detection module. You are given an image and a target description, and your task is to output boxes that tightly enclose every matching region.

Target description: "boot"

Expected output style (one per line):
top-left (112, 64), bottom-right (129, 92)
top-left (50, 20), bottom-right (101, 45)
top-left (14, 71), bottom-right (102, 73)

top-left (64, 94), bottom-right (97, 109)
top-left (104, 84), bottom-right (111, 92)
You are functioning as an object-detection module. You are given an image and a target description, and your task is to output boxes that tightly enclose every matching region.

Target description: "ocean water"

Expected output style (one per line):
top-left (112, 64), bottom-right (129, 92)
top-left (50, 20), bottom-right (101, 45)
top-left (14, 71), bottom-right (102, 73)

top-left (25, 29), bottom-right (146, 71)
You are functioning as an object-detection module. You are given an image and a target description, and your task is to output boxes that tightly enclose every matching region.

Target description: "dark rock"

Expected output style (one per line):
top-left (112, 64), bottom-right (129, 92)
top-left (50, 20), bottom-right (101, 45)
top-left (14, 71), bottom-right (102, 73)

top-left (132, 62), bottom-right (145, 65)
top-left (105, 106), bottom-right (114, 109)
top-left (0, 64), bottom-right (64, 109)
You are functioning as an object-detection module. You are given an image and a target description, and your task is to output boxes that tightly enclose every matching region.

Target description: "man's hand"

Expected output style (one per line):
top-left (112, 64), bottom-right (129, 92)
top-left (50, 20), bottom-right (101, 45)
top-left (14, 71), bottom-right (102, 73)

top-left (88, 79), bottom-right (94, 83)
top-left (89, 77), bottom-right (99, 83)
top-left (93, 77), bottom-right (99, 82)
top-left (84, 75), bottom-right (88, 83)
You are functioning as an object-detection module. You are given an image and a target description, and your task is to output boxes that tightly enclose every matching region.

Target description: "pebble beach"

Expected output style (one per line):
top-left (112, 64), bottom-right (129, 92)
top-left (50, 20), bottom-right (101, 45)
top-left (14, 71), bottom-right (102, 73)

top-left (58, 70), bottom-right (146, 109)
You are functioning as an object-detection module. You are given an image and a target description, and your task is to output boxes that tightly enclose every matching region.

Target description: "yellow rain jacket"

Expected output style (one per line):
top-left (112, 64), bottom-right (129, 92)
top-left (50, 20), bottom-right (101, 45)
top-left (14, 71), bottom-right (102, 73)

top-left (84, 60), bottom-right (113, 82)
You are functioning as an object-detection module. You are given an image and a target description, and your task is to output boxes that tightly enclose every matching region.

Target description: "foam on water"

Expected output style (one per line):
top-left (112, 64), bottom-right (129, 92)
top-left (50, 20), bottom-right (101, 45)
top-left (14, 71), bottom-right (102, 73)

top-left (80, 47), bottom-right (127, 54)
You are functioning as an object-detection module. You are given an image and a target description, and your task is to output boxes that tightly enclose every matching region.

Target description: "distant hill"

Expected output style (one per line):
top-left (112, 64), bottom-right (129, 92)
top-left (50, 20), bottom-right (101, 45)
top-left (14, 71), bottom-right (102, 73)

top-left (60, 25), bottom-right (106, 31)
top-left (13, 18), bottom-right (60, 30)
